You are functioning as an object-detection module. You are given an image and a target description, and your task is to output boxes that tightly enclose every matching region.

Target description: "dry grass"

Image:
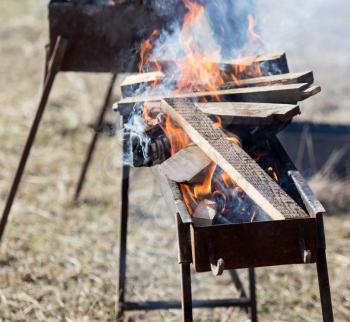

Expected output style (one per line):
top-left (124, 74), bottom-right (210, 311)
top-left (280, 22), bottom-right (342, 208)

top-left (0, 1), bottom-right (350, 321)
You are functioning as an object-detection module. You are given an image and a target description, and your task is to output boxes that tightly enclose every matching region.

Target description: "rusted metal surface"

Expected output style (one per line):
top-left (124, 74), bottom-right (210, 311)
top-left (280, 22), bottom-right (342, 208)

top-left (289, 170), bottom-right (326, 216)
top-left (49, 3), bottom-right (166, 72)
top-left (176, 214), bottom-right (193, 264)
top-left (190, 218), bottom-right (317, 272)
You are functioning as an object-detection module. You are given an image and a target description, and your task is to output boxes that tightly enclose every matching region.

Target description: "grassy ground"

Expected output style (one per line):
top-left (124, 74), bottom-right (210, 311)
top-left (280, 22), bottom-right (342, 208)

top-left (0, 1), bottom-right (349, 321)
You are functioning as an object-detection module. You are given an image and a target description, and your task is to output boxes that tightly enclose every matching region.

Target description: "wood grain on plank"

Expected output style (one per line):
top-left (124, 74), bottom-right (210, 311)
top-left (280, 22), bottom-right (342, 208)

top-left (220, 71), bottom-right (313, 90)
top-left (161, 98), bottom-right (308, 220)
top-left (115, 83), bottom-right (310, 112)
top-left (302, 85), bottom-right (321, 99)
top-left (197, 102), bottom-right (300, 125)
top-left (121, 71), bottom-right (164, 97)
top-left (159, 144), bottom-right (211, 182)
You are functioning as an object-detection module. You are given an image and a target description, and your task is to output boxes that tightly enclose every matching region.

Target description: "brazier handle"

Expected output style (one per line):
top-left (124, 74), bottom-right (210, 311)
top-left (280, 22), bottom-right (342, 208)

top-left (211, 258), bottom-right (225, 276)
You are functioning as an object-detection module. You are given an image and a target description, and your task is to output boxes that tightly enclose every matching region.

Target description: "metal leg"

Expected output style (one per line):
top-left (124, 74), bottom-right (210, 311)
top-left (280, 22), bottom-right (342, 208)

top-left (74, 73), bottom-right (118, 202)
top-left (229, 270), bottom-right (248, 299)
top-left (44, 44), bottom-right (50, 82)
top-left (249, 268), bottom-right (258, 322)
top-left (0, 36), bottom-right (68, 242)
top-left (229, 270), bottom-right (249, 313)
top-left (117, 123), bottom-right (131, 321)
top-left (180, 262), bottom-right (193, 322)
top-left (316, 214), bottom-right (334, 322)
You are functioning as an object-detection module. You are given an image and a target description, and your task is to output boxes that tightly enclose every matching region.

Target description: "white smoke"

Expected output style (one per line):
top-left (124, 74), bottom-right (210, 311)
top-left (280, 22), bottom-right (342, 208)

top-left (149, 0), bottom-right (259, 63)
top-left (256, 0), bottom-right (350, 121)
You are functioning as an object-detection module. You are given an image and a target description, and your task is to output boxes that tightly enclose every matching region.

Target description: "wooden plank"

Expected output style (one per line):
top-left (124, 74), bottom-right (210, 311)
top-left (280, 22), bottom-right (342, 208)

top-left (158, 144), bottom-right (211, 182)
top-left (150, 52), bottom-right (289, 76)
top-left (219, 71), bottom-right (314, 90)
top-left (151, 166), bottom-right (193, 223)
top-left (121, 70), bottom-right (312, 99)
top-left (197, 102), bottom-right (300, 126)
top-left (161, 98), bottom-right (308, 220)
top-left (121, 54), bottom-right (293, 98)
top-left (114, 83), bottom-right (310, 114)
top-left (221, 52), bottom-right (288, 68)
top-left (301, 85), bottom-right (321, 99)
top-left (121, 71), bottom-right (164, 97)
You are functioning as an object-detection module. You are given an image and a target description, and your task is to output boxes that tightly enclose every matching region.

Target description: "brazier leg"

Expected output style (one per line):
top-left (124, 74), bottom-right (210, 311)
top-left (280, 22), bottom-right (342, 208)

top-left (180, 262), bottom-right (193, 322)
top-left (316, 214), bottom-right (334, 322)
top-left (249, 268), bottom-right (258, 322)
top-left (229, 270), bottom-right (248, 299)
top-left (117, 123), bottom-right (131, 321)
top-left (0, 36), bottom-right (68, 242)
top-left (229, 270), bottom-right (249, 313)
top-left (74, 73), bottom-right (117, 202)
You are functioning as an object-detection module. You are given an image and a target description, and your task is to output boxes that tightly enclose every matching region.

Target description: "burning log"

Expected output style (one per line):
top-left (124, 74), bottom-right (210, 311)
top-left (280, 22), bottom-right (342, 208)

top-left (160, 98), bottom-right (308, 221)
top-left (131, 132), bottom-right (171, 167)
top-left (192, 199), bottom-right (231, 227)
top-left (158, 144), bottom-right (211, 182)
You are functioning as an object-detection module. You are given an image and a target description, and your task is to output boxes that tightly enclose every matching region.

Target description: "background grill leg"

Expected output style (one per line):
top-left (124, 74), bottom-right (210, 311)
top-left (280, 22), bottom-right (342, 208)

top-left (0, 36), bottom-right (68, 242)
top-left (74, 73), bottom-right (117, 202)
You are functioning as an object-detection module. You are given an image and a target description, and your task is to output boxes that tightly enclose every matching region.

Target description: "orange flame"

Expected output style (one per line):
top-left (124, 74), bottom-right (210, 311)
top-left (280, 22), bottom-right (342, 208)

top-left (160, 114), bottom-right (191, 155)
top-left (228, 15), bottom-right (264, 82)
top-left (213, 116), bottom-right (222, 129)
top-left (180, 183), bottom-right (197, 215)
top-left (193, 162), bottom-right (217, 199)
top-left (227, 135), bottom-right (242, 146)
top-left (247, 15), bottom-right (264, 47)
top-left (139, 29), bottom-right (160, 73)
top-left (174, 0), bottom-right (225, 98)
top-left (267, 166), bottom-right (279, 182)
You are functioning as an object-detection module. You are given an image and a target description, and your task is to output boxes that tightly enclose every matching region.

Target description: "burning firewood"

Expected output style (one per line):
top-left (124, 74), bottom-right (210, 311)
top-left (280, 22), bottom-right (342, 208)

top-left (113, 12), bottom-right (322, 226)
top-left (192, 199), bottom-right (231, 226)
top-left (160, 98), bottom-right (308, 221)
top-left (121, 70), bottom-right (314, 102)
